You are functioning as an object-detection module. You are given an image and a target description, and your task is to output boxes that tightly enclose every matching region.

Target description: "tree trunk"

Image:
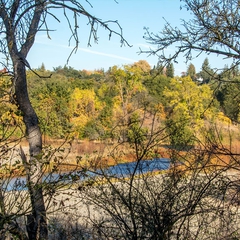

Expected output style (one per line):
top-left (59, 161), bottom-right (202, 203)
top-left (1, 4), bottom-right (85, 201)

top-left (14, 59), bottom-right (48, 240)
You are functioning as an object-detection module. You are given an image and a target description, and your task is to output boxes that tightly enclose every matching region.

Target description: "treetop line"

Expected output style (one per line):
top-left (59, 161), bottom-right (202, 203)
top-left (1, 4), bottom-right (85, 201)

top-left (1, 0), bottom-right (240, 239)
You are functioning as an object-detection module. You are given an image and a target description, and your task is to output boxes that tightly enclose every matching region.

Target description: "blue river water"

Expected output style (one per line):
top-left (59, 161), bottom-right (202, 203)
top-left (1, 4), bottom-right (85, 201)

top-left (105, 158), bottom-right (170, 177)
top-left (2, 158), bottom-right (170, 191)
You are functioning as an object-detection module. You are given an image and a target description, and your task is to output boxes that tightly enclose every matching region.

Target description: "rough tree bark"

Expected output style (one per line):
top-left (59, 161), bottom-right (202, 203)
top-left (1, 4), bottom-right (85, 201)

top-left (2, 1), bottom-right (48, 238)
top-left (15, 59), bottom-right (48, 239)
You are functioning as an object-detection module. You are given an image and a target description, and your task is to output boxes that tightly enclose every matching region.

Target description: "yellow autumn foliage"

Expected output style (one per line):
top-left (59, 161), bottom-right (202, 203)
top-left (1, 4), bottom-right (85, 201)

top-left (69, 88), bottom-right (103, 136)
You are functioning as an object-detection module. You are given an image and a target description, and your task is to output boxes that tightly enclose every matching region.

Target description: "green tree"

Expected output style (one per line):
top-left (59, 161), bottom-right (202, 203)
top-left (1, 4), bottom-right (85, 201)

top-left (108, 65), bottom-right (146, 117)
top-left (166, 63), bottom-right (174, 78)
top-left (199, 58), bottom-right (214, 83)
top-left (150, 62), bottom-right (166, 76)
top-left (107, 64), bottom-right (147, 141)
top-left (186, 63), bottom-right (196, 81)
top-left (216, 78), bottom-right (240, 122)
top-left (127, 112), bottom-right (148, 146)
top-left (97, 83), bottom-right (116, 133)
top-left (219, 63), bottom-right (240, 80)
top-left (163, 76), bottom-right (215, 147)
top-left (30, 78), bottom-right (72, 138)
top-left (53, 66), bottom-right (82, 79)
top-left (143, 74), bottom-right (170, 105)
top-left (0, 74), bottom-right (23, 137)
top-left (229, 63), bottom-right (240, 77)
top-left (39, 63), bottom-right (46, 72)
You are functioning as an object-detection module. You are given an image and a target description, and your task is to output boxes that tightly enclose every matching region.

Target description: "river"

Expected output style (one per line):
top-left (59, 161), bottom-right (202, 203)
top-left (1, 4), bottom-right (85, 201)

top-left (2, 158), bottom-right (170, 191)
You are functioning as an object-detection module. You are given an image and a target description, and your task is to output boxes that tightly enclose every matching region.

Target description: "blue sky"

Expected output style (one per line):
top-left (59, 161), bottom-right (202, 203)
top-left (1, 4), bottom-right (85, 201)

top-left (27, 0), bottom-right (230, 75)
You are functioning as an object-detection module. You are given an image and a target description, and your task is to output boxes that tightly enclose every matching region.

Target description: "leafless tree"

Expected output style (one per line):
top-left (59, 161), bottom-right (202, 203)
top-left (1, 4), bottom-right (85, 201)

top-left (0, 1), bottom-right (129, 239)
top-left (74, 125), bottom-right (240, 240)
top-left (142, 0), bottom-right (240, 75)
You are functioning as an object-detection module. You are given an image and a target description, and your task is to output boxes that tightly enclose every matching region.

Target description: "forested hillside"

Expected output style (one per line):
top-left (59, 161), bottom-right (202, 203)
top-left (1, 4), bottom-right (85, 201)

top-left (2, 59), bottom-right (237, 146)
top-left (1, 59), bottom-right (238, 147)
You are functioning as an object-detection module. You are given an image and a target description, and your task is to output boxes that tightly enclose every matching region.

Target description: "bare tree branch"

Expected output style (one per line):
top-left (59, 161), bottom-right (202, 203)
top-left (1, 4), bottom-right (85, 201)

top-left (141, 0), bottom-right (240, 70)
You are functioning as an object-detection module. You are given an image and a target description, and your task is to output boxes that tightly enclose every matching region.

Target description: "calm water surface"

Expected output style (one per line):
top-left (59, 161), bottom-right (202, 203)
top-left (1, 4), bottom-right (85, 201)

top-left (2, 158), bottom-right (170, 191)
